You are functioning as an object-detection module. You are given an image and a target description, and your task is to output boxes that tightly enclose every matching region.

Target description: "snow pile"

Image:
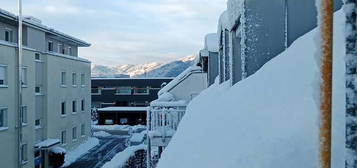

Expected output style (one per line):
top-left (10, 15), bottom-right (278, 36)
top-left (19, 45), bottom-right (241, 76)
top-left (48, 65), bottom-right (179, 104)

top-left (92, 125), bottom-right (132, 132)
top-left (101, 144), bottom-right (146, 168)
top-left (50, 147), bottom-right (66, 154)
top-left (62, 137), bottom-right (99, 167)
top-left (227, 0), bottom-right (243, 30)
top-left (217, 11), bottom-right (229, 39)
top-left (157, 10), bottom-right (345, 168)
top-left (93, 131), bottom-right (112, 137)
top-left (130, 131), bottom-right (146, 143)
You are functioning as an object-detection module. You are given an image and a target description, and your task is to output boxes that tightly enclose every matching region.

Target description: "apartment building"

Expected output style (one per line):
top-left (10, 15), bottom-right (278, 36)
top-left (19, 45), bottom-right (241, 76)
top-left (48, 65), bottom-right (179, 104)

top-left (0, 9), bottom-right (91, 168)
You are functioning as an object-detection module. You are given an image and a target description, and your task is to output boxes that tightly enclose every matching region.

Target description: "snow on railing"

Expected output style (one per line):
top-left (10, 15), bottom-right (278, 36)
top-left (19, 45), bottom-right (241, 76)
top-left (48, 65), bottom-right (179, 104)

top-left (148, 105), bottom-right (186, 135)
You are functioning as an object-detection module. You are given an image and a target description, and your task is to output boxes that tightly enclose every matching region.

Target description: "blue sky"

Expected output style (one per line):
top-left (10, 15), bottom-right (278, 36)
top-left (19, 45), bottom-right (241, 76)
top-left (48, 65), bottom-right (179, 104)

top-left (1, 0), bottom-right (226, 66)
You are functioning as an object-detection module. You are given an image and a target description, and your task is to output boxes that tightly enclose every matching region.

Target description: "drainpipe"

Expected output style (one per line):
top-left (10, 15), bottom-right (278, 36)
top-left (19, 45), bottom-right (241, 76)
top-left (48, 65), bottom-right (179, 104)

top-left (17, 0), bottom-right (23, 167)
top-left (317, 0), bottom-right (333, 168)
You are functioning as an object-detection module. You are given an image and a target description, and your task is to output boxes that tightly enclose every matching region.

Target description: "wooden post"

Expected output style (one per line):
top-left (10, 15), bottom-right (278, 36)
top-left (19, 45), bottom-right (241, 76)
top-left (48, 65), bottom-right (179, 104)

top-left (318, 0), bottom-right (333, 168)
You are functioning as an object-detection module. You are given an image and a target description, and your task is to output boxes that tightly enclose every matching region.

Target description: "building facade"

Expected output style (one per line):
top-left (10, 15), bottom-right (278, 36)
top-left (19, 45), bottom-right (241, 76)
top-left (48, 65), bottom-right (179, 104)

top-left (0, 9), bottom-right (91, 168)
top-left (218, 0), bottom-right (343, 86)
top-left (91, 78), bottom-right (173, 108)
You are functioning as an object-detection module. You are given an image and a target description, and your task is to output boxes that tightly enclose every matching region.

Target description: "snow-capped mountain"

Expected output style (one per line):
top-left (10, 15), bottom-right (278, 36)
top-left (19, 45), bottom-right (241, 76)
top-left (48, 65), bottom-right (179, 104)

top-left (91, 55), bottom-right (196, 78)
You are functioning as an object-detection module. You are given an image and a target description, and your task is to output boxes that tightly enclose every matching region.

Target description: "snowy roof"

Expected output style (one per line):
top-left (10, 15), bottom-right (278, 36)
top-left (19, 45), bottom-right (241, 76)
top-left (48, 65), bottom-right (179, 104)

top-left (35, 139), bottom-right (60, 148)
top-left (217, 10), bottom-right (229, 39)
top-left (92, 77), bottom-right (174, 80)
top-left (158, 65), bottom-right (203, 96)
top-left (204, 33), bottom-right (219, 52)
top-left (98, 106), bottom-right (148, 112)
top-left (0, 8), bottom-right (90, 47)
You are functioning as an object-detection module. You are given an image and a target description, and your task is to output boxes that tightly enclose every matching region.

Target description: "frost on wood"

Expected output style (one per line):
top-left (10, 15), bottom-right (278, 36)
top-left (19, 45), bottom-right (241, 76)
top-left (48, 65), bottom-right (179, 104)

top-left (344, 0), bottom-right (357, 167)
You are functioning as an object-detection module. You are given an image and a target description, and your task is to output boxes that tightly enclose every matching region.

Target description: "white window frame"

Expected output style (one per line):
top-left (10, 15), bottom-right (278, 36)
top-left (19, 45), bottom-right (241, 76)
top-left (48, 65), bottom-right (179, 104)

top-left (0, 65), bottom-right (8, 87)
top-left (61, 72), bottom-right (66, 87)
top-left (35, 53), bottom-right (41, 61)
top-left (81, 124), bottom-right (85, 136)
top-left (72, 127), bottom-right (77, 141)
top-left (4, 28), bottom-right (13, 42)
top-left (72, 73), bottom-right (77, 87)
top-left (133, 87), bottom-right (150, 95)
top-left (61, 130), bottom-right (66, 145)
top-left (0, 107), bottom-right (8, 130)
top-left (48, 41), bottom-right (53, 52)
top-left (35, 119), bottom-right (41, 129)
top-left (81, 99), bottom-right (85, 112)
top-left (80, 74), bottom-right (85, 87)
top-left (72, 100), bottom-right (77, 113)
top-left (35, 86), bottom-right (41, 95)
top-left (21, 106), bottom-right (27, 125)
top-left (21, 143), bottom-right (28, 164)
top-left (116, 87), bottom-right (132, 95)
top-left (91, 87), bottom-right (101, 95)
top-left (68, 47), bottom-right (72, 55)
top-left (21, 67), bottom-right (28, 87)
top-left (61, 101), bottom-right (66, 116)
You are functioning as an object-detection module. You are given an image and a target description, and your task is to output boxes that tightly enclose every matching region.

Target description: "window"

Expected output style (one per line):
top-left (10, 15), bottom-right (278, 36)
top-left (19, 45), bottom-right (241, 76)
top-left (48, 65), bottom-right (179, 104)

top-left (68, 47), bottom-right (72, 55)
top-left (72, 127), bottom-right (77, 140)
top-left (91, 87), bottom-right (101, 95)
top-left (35, 87), bottom-right (41, 94)
top-left (0, 108), bottom-right (7, 128)
top-left (21, 106), bottom-right (27, 124)
top-left (35, 53), bottom-right (41, 60)
top-left (72, 73), bottom-right (77, 86)
top-left (61, 72), bottom-right (66, 86)
top-left (81, 99), bottom-right (85, 111)
top-left (5, 29), bottom-right (13, 42)
top-left (72, 101), bottom-right (76, 113)
top-left (133, 87), bottom-right (149, 95)
top-left (58, 44), bottom-right (64, 54)
top-left (120, 118), bottom-right (128, 124)
top-left (48, 41), bottom-right (53, 52)
top-left (35, 119), bottom-right (40, 127)
top-left (61, 131), bottom-right (66, 144)
top-left (81, 124), bottom-right (85, 136)
top-left (61, 102), bottom-right (66, 115)
top-left (80, 74), bottom-right (85, 86)
top-left (116, 87), bottom-right (132, 95)
top-left (21, 144), bottom-right (28, 162)
top-left (0, 65), bottom-right (7, 86)
top-left (21, 67), bottom-right (27, 86)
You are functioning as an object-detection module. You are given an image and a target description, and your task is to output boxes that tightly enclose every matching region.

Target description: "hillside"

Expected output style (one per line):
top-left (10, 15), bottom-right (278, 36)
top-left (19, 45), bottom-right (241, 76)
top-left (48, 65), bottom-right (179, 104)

top-left (91, 55), bottom-right (195, 78)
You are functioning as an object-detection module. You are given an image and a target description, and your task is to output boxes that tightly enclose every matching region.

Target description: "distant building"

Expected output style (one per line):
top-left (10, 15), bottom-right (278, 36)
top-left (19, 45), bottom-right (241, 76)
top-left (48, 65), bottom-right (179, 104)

top-left (91, 78), bottom-right (173, 125)
top-left (0, 9), bottom-right (91, 168)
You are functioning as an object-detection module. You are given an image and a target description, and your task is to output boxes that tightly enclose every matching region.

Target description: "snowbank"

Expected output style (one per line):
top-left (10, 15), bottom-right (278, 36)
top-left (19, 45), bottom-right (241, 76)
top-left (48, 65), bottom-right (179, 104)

top-left (157, 10), bottom-right (345, 168)
top-left (62, 137), bottom-right (99, 167)
top-left (130, 131), bottom-right (146, 143)
top-left (101, 144), bottom-right (146, 168)
top-left (93, 131), bottom-right (112, 137)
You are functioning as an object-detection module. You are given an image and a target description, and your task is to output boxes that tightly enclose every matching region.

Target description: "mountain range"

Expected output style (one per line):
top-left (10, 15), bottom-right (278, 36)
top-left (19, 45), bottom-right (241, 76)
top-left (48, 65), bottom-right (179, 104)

top-left (91, 55), bottom-right (196, 78)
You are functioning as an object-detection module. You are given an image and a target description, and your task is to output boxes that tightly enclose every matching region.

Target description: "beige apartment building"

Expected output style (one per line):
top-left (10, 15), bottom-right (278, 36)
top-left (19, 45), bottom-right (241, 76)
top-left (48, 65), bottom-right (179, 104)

top-left (0, 9), bottom-right (91, 168)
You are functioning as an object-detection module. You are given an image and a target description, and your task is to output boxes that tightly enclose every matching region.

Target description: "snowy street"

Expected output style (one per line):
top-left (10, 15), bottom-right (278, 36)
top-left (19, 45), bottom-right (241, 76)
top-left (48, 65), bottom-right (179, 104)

top-left (63, 126), bottom-right (146, 168)
top-left (64, 136), bottom-right (129, 168)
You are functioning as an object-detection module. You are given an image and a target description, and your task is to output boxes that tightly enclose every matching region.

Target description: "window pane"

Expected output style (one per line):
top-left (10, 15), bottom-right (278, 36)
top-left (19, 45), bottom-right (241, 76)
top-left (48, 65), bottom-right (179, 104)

top-left (72, 101), bottom-right (76, 112)
top-left (81, 100), bottom-right (85, 111)
top-left (117, 87), bottom-right (132, 95)
top-left (0, 109), bottom-right (4, 127)
top-left (21, 106), bottom-right (27, 124)
top-left (0, 66), bottom-right (6, 85)
top-left (61, 131), bottom-right (66, 144)
top-left (61, 102), bottom-right (66, 115)
top-left (21, 68), bottom-right (27, 85)
top-left (134, 88), bottom-right (149, 94)
top-left (61, 72), bottom-right (66, 85)
top-left (72, 73), bottom-right (77, 85)
top-left (81, 74), bottom-right (85, 85)
top-left (81, 124), bottom-right (85, 135)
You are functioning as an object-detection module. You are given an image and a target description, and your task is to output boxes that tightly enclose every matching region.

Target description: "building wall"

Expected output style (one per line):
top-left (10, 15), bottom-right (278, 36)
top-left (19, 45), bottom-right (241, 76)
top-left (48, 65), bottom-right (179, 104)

top-left (208, 52), bottom-right (219, 86)
top-left (0, 43), bottom-right (36, 168)
top-left (45, 53), bottom-right (91, 150)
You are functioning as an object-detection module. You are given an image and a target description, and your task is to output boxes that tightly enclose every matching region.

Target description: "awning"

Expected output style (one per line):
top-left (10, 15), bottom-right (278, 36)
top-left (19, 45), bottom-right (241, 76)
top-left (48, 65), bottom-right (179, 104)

top-left (35, 139), bottom-right (60, 149)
